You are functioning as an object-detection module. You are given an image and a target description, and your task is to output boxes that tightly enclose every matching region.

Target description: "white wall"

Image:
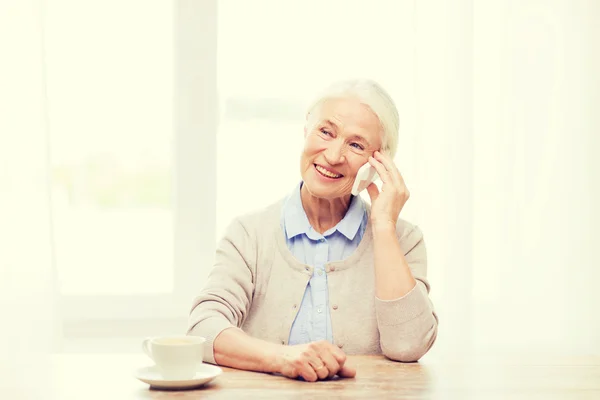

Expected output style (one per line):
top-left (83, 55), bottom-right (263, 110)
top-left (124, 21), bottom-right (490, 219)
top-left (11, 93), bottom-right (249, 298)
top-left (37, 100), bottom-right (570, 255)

top-left (406, 0), bottom-right (600, 357)
top-left (471, 0), bottom-right (600, 354)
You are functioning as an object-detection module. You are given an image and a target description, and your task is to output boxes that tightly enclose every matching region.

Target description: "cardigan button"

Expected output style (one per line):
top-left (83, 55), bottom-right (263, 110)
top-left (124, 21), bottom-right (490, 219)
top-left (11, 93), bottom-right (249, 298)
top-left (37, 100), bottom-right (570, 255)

top-left (332, 305), bottom-right (338, 310)
top-left (337, 343), bottom-right (344, 348)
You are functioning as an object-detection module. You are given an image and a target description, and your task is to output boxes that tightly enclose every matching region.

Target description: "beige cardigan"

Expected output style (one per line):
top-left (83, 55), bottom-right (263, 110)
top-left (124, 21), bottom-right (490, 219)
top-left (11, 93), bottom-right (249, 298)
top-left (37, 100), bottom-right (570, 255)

top-left (187, 198), bottom-right (438, 364)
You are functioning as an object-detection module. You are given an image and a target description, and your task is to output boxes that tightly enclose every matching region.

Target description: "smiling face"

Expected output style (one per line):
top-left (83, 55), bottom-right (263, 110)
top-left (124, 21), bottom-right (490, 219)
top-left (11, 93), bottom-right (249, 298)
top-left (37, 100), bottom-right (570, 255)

top-left (300, 97), bottom-right (383, 200)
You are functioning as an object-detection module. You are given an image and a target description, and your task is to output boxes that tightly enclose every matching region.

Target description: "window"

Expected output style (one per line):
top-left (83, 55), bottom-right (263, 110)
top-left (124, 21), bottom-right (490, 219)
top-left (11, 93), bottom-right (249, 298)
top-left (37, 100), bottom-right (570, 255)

top-left (46, 2), bottom-right (174, 297)
top-left (47, 1), bottom-right (218, 330)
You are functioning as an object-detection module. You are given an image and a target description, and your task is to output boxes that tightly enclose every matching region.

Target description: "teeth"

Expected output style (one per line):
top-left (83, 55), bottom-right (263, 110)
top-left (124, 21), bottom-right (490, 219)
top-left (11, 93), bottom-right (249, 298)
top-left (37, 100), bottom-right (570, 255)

top-left (316, 165), bottom-right (341, 178)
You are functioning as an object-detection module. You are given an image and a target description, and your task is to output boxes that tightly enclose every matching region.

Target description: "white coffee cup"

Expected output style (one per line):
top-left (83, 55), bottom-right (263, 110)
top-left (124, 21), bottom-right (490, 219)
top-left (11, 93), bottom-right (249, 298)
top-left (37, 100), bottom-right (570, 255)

top-left (142, 335), bottom-right (206, 380)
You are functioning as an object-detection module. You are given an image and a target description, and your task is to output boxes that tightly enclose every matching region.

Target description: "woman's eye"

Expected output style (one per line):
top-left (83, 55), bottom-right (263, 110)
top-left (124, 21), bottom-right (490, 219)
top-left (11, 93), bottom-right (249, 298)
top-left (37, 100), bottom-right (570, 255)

top-left (350, 143), bottom-right (365, 150)
top-left (320, 128), bottom-right (332, 136)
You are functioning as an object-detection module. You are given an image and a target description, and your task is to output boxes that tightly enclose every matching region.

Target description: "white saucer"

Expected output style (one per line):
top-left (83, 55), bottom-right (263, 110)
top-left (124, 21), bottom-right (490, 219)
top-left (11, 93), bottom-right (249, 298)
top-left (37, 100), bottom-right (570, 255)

top-left (134, 364), bottom-right (222, 390)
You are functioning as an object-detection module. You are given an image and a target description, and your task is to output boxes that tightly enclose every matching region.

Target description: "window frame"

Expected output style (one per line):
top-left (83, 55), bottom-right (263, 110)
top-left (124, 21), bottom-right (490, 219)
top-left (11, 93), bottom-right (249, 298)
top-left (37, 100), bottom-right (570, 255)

top-left (59, 0), bottom-right (218, 337)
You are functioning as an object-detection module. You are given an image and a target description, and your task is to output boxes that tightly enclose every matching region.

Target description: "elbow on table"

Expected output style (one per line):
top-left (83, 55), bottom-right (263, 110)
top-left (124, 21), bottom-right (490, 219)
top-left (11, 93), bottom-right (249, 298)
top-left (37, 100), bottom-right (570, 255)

top-left (381, 328), bottom-right (438, 363)
top-left (382, 344), bottom-right (428, 363)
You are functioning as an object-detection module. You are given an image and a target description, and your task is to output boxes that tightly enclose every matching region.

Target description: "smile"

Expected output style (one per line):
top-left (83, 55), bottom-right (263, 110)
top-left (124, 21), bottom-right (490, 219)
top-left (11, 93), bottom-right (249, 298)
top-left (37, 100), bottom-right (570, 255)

top-left (314, 164), bottom-right (343, 179)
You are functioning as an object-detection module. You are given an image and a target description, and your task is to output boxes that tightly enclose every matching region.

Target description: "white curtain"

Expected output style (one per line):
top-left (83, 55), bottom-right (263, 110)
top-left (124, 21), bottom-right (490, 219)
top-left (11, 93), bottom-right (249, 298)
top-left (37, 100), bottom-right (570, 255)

top-left (415, 0), bottom-right (600, 356)
top-left (469, 0), bottom-right (600, 355)
top-left (0, 0), bottom-right (61, 398)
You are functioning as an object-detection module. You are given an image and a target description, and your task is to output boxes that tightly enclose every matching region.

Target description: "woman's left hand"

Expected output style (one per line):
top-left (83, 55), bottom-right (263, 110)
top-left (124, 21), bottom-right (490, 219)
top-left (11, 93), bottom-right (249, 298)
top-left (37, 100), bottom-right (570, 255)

top-left (366, 151), bottom-right (410, 231)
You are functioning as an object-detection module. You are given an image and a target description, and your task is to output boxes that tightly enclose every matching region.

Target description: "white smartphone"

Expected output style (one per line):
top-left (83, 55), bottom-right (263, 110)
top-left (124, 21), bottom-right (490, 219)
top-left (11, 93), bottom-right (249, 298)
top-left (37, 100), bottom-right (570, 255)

top-left (351, 162), bottom-right (379, 196)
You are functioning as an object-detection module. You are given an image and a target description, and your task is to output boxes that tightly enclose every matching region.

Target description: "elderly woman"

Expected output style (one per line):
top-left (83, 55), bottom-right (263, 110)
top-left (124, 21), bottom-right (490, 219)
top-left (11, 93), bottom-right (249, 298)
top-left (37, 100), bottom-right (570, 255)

top-left (187, 79), bottom-right (438, 382)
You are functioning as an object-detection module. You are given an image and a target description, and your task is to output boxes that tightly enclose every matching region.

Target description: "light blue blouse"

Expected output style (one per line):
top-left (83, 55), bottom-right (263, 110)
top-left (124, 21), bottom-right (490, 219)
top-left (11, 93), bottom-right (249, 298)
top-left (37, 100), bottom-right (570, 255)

top-left (281, 182), bottom-right (368, 345)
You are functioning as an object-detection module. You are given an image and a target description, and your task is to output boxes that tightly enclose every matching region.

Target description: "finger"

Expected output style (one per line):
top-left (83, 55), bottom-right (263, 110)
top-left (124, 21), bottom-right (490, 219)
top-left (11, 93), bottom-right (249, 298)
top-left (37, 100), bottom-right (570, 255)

top-left (298, 363), bottom-right (318, 382)
top-left (368, 156), bottom-right (392, 185)
top-left (338, 364), bottom-right (357, 378)
top-left (305, 350), bottom-right (329, 380)
top-left (313, 362), bottom-right (330, 380)
top-left (319, 343), bottom-right (355, 379)
top-left (366, 182), bottom-right (379, 203)
top-left (372, 152), bottom-right (410, 201)
top-left (374, 151), bottom-right (405, 188)
top-left (307, 355), bottom-right (329, 380)
top-left (326, 343), bottom-right (348, 367)
top-left (318, 350), bottom-right (341, 379)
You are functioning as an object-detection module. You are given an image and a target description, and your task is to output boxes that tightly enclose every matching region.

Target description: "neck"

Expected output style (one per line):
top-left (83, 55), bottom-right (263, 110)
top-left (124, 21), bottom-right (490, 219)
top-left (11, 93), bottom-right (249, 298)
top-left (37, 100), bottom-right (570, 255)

top-left (300, 183), bottom-right (352, 234)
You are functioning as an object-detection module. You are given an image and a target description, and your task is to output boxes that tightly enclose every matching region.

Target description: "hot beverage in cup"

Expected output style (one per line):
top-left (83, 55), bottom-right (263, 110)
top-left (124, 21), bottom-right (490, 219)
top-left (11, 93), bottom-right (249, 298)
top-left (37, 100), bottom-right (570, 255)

top-left (142, 335), bottom-right (205, 379)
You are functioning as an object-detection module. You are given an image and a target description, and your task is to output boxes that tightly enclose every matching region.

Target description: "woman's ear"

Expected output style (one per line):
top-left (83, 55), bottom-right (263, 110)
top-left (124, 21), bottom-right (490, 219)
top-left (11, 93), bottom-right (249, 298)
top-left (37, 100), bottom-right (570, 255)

top-left (378, 145), bottom-right (389, 157)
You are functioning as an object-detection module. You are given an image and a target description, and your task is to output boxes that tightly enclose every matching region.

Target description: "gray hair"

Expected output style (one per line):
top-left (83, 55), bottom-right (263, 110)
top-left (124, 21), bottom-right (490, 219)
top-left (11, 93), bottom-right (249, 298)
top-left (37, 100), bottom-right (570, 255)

top-left (305, 79), bottom-right (400, 158)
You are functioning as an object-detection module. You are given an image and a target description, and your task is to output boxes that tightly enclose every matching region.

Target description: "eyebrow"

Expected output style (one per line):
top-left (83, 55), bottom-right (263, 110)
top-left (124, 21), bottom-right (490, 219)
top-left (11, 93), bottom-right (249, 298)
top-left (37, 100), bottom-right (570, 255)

top-left (323, 119), bottom-right (371, 148)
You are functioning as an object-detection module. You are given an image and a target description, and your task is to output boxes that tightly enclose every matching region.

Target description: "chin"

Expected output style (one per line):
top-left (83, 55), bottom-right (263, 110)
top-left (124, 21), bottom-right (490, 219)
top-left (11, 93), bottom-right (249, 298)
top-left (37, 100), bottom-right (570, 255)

top-left (302, 177), bottom-right (348, 200)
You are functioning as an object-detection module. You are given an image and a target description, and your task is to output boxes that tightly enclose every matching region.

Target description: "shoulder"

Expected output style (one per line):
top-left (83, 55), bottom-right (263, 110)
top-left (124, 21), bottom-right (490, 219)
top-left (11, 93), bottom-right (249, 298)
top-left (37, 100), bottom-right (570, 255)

top-left (217, 198), bottom-right (285, 268)
top-left (395, 217), bottom-right (423, 239)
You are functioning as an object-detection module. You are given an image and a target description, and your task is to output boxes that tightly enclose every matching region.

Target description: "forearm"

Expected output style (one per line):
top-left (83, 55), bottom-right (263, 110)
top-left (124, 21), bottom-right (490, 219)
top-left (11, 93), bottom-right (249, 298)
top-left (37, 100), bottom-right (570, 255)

top-left (372, 224), bottom-right (416, 300)
top-left (213, 327), bottom-right (285, 374)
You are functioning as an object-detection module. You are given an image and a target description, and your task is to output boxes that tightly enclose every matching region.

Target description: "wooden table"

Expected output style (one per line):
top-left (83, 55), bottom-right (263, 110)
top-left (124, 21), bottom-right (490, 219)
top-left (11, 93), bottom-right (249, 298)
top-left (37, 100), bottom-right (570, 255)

top-left (49, 354), bottom-right (600, 399)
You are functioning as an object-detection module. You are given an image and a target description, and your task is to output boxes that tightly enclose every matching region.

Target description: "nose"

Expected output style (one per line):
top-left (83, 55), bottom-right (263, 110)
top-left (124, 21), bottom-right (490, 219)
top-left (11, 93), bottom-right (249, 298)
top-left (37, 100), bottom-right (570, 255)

top-left (323, 140), bottom-right (346, 165)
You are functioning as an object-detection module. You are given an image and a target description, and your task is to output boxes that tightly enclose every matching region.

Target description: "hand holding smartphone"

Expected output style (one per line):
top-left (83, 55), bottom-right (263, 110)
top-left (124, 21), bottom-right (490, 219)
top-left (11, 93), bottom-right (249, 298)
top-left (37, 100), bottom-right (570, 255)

top-left (351, 162), bottom-right (379, 196)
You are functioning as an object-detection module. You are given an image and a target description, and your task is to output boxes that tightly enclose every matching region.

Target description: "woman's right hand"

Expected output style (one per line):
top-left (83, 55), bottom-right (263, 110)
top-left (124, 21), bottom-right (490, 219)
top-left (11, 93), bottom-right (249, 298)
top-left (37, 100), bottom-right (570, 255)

top-left (275, 340), bottom-right (357, 382)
